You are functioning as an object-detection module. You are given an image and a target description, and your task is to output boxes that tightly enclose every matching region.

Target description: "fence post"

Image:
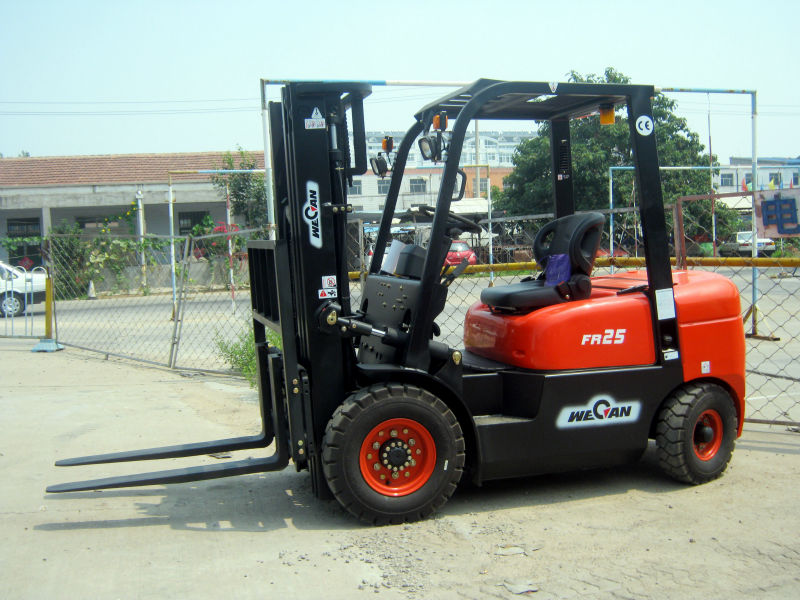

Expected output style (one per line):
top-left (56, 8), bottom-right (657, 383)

top-left (31, 269), bottom-right (64, 352)
top-left (168, 236), bottom-right (192, 368)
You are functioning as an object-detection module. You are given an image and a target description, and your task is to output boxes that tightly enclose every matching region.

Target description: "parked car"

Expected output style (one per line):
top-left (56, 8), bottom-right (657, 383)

top-left (0, 261), bottom-right (47, 318)
top-left (445, 241), bottom-right (478, 266)
top-left (596, 246), bottom-right (630, 257)
top-left (719, 231), bottom-right (776, 257)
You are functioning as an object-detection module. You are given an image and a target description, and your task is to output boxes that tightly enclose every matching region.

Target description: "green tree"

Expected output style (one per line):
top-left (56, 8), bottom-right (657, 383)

top-left (210, 148), bottom-right (267, 228)
top-left (493, 68), bottom-right (740, 240)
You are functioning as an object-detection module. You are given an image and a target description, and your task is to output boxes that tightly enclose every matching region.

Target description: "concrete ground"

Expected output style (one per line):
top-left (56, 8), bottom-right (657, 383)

top-left (1, 337), bottom-right (799, 599)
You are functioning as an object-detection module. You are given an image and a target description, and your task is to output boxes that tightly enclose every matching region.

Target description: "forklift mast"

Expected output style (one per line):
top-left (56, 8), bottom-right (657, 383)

top-left (249, 82), bottom-right (372, 483)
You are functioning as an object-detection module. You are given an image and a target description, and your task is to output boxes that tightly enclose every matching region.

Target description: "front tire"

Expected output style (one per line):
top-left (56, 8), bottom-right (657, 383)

top-left (1, 293), bottom-right (24, 318)
top-left (322, 383), bottom-right (465, 525)
top-left (655, 382), bottom-right (738, 484)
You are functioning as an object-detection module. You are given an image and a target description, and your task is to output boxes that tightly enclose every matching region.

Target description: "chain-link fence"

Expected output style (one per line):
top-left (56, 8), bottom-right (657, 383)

top-left (46, 229), bottom-right (265, 370)
top-left (35, 206), bottom-right (800, 426)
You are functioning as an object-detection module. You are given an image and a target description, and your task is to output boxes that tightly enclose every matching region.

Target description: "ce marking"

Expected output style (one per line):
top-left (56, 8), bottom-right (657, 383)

top-left (635, 115), bottom-right (654, 136)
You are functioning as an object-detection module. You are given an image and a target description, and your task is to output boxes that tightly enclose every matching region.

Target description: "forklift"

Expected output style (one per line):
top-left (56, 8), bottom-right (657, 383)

top-left (49, 79), bottom-right (746, 525)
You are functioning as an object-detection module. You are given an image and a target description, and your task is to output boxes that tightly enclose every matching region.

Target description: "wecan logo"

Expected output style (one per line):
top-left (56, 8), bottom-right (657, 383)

top-left (556, 395), bottom-right (641, 429)
top-left (303, 181), bottom-right (322, 248)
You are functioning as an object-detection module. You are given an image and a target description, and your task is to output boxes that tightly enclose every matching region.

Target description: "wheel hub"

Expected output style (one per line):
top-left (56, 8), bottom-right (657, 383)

top-left (693, 410), bottom-right (723, 461)
top-left (359, 417), bottom-right (435, 497)
top-left (382, 442), bottom-right (411, 469)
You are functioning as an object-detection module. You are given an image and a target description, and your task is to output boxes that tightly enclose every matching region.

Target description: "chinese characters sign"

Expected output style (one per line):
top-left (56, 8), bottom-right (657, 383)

top-left (755, 189), bottom-right (800, 237)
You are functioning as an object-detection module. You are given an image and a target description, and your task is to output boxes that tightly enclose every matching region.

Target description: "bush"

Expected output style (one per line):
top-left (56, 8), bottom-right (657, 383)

top-left (215, 325), bottom-right (281, 387)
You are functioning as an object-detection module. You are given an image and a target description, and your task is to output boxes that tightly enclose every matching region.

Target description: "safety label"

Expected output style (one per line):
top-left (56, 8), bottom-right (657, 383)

top-left (322, 275), bottom-right (337, 289)
top-left (305, 107), bottom-right (326, 130)
top-left (318, 288), bottom-right (337, 299)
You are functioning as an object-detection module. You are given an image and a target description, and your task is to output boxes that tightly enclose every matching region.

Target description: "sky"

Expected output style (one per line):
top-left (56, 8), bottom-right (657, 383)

top-left (1, 0), bottom-right (798, 164)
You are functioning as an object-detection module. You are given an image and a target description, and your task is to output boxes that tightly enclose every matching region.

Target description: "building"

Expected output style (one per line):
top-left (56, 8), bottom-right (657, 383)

top-left (0, 152), bottom-right (262, 265)
top-left (715, 157), bottom-right (800, 195)
top-left (1, 132), bottom-right (527, 265)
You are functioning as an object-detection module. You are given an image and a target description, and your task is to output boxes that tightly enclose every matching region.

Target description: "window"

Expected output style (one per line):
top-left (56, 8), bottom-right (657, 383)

top-left (409, 178), bottom-right (426, 194)
top-left (768, 172), bottom-right (782, 187)
top-left (178, 211), bottom-right (209, 235)
top-left (348, 179), bottom-right (362, 195)
top-left (473, 177), bottom-right (489, 194)
top-left (377, 178), bottom-right (391, 195)
top-left (793, 172), bottom-right (799, 186)
top-left (719, 173), bottom-right (734, 187)
top-left (76, 216), bottom-right (123, 234)
top-left (6, 218), bottom-right (41, 267)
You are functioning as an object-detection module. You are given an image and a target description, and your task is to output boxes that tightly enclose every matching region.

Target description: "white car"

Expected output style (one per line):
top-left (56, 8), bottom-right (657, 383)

top-left (736, 231), bottom-right (776, 256)
top-left (0, 261), bottom-right (47, 318)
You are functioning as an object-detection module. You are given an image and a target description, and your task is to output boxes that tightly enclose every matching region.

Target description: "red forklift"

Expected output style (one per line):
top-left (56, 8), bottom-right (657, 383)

top-left (49, 79), bottom-right (746, 525)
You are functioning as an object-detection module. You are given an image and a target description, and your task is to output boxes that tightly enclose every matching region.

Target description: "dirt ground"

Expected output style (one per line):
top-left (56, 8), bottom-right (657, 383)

top-left (2, 337), bottom-right (799, 599)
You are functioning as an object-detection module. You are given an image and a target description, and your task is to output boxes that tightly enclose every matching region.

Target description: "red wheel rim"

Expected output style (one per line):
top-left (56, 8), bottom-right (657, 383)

top-left (693, 409), bottom-right (723, 460)
top-left (359, 418), bottom-right (436, 497)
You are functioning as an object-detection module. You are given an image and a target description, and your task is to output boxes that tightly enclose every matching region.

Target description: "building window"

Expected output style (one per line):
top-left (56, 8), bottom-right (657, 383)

top-left (719, 173), bottom-right (734, 187)
top-left (793, 172), bottom-right (799, 186)
top-left (744, 173), bottom-right (752, 186)
top-left (377, 178), bottom-right (392, 195)
top-left (409, 178), bottom-right (427, 194)
top-left (768, 172), bottom-right (782, 187)
top-left (348, 179), bottom-right (362, 195)
top-left (76, 216), bottom-right (126, 236)
top-left (473, 177), bottom-right (489, 194)
top-left (6, 218), bottom-right (42, 267)
top-left (179, 211), bottom-right (209, 235)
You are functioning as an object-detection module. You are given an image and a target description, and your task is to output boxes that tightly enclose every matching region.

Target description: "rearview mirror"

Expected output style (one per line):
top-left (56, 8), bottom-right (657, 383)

top-left (452, 169), bottom-right (467, 201)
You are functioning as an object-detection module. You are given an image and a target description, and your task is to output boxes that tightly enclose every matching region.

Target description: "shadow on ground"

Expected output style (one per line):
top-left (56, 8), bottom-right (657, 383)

top-left (36, 444), bottom-right (687, 534)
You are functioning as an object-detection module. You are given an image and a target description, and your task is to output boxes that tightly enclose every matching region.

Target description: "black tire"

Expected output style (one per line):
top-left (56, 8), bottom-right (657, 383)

top-left (321, 383), bottom-right (465, 525)
top-left (655, 382), bottom-right (738, 484)
top-left (1, 293), bottom-right (24, 318)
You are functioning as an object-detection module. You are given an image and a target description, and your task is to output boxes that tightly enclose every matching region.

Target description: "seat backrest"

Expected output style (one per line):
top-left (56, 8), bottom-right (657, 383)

top-left (533, 212), bottom-right (605, 279)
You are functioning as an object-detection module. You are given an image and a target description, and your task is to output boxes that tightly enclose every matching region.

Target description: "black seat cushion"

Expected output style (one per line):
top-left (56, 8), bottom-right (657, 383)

top-left (480, 212), bottom-right (604, 312)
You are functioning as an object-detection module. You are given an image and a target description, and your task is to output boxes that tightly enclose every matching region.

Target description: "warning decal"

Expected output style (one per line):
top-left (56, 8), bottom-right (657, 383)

top-left (305, 107), bottom-right (326, 130)
top-left (318, 288), bottom-right (337, 299)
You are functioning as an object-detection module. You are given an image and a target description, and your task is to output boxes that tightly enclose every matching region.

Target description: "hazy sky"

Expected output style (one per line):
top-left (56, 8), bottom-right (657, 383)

top-left (1, 0), bottom-right (798, 163)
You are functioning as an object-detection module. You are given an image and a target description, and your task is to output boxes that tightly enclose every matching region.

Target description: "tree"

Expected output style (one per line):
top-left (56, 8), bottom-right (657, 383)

top-left (493, 68), bottom-right (741, 241)
top-left (210, 148), bottom-right (267, 228)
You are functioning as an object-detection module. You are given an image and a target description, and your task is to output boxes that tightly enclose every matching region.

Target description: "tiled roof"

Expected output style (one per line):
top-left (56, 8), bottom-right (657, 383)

top-left (0, 151), bottom-right (266, 187)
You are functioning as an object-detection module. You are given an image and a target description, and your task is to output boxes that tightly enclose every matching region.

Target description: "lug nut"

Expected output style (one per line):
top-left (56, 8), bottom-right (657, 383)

top-left (410, 459), bottom-right (416, 466)
top-left (392, 472), bottom-right (399, 479)
top-left (408, 439), bottom-right (415, 446)
top-left (390, 430), bottom-right (398, 438)
top-left (373, 463), bottom-right (380, 471)
top-left (403, 429), bottom-right (409, 434)
top-left (367, 453), bottom-right (372, 460)
top-left (404, 472), bottom-right (410, 478)
top-left (373, 442), bottom-right (380, 450)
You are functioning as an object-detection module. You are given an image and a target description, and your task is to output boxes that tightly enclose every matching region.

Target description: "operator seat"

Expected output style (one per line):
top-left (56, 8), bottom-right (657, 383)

top-left (480, 212), bottom-right (605, 312)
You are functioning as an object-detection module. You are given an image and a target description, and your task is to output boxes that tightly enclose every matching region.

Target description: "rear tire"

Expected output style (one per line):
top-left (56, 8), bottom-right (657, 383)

top-left (655, 382), bottom-right (738, 484)
top-left (321, 383), bottom-right (464, 525)
top-left (1, 293), bottom-right (24, 318)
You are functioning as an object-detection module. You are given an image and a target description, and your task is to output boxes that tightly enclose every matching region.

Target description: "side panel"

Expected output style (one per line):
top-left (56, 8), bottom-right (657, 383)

top-left (464, 292), bottom-right (656, 370)
top-left (476, 363), bottom-right (683, 482)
